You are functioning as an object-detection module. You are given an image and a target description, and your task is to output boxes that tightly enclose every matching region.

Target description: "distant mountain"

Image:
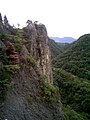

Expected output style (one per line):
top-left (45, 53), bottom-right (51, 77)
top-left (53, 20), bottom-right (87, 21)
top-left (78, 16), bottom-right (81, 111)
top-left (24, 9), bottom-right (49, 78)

top-left (50, 37), bottom-right (76, 43)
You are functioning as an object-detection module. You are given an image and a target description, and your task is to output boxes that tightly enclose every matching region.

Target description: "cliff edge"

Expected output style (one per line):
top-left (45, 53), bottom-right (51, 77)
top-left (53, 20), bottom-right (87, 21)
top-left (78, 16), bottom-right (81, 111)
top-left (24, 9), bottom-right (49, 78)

top-left (0, 15), bottom-right (63, 120)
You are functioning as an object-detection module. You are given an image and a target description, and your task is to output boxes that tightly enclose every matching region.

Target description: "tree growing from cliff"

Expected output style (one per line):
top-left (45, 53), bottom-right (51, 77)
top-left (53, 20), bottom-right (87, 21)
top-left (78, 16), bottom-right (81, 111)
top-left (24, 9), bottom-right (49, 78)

top-left (17, 23), bottom-right (20, 28)
top-left (3, 15), bottom-right (14, 33)
top-left (26, 20), bottom-right (32, 25)
top-left (0, 13), bottom-right (2, 23)
top-left (4, 15), bottom-right (9, 25)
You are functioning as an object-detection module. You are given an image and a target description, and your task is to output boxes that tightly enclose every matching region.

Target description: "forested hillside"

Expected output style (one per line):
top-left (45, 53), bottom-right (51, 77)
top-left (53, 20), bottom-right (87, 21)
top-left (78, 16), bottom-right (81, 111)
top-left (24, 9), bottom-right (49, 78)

top-left (57, 43), bottom-right (70, 52)
top-left (53, 34), bottom-right (90, 80)
top-left (53, 68), bottom-right (90, 120)
top-left (48, 38), bottom-right (62, 58)
top-left (52, 34), bottom-right (90, 120)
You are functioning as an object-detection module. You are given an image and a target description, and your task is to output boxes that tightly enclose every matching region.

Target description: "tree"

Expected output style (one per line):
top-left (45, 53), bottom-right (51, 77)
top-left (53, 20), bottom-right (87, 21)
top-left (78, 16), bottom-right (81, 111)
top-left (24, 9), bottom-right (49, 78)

top-left (0, 13), bottom-right (2, 23)
top-left (17, 23), bottom-right (20, 28)
top-left (34, 21), bottom-right (38, 24)
top-left (4, 15), bottom-right (9, 26)
top-left (26, 20), bottom-right (32, 25)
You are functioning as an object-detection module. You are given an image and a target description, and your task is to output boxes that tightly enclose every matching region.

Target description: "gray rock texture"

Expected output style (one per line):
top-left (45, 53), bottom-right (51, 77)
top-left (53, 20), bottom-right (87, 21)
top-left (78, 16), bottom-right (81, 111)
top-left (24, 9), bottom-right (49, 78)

top-left (24, 22), bottom-right (53, 84)
top-left (0, 20), bottom-right (63, 120)
top-left (1, 66), bottom-right (63, 120)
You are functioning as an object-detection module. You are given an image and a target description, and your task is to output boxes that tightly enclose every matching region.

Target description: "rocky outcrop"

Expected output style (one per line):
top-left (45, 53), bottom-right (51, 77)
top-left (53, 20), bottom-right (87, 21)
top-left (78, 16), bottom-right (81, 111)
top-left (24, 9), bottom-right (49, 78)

top-left (24, 21), bottom-right (53, 84)
top-left (1, 65), bottom-right (63, 120)
top-left (0, 16), bottom-right (63, 120)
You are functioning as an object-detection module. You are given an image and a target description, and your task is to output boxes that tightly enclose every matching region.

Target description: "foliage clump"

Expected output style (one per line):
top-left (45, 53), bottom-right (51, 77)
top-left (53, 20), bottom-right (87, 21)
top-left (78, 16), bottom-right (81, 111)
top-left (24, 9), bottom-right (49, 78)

top-left (0, 14), bottom-right (21, 101)
top-left (53, 68), bottom-right (90, 120)
top-left (27, 54), bottom-right (37, 67)
top-left (0, 64), bottom-right (20, 101)
top-left (38, 75), bottom-right (60, 103)
top-left (53, 34), bottom-right (90, 80)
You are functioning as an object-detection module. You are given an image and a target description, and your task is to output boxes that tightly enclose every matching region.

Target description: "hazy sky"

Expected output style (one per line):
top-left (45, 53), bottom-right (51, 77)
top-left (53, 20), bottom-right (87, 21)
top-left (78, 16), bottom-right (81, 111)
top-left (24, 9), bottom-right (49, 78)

top-left (0, 0), bottom-right (90, 38)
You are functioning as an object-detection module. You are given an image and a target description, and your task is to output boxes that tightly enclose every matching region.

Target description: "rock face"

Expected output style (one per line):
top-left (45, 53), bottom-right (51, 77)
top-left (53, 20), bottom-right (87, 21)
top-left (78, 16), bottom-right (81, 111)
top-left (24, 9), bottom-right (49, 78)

top-left (0, 16), bottom-right (63, 120)
top-left (1, 66), bottom-right (63, 120)
top-left (23, 22), bottom-right (53, 84)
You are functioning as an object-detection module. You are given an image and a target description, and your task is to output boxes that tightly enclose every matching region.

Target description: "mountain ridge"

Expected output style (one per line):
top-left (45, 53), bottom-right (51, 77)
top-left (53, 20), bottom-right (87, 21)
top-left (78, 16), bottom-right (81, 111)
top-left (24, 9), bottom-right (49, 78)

top-left (50, 36), bottom-right (76, 43)
top-left (53, 34), bottom-right (90, 80)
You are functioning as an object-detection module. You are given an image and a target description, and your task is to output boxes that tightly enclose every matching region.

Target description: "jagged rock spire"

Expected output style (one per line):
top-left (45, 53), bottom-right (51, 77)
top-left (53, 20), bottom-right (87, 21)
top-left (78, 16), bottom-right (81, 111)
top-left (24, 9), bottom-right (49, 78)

top-left (23, 21), bottom-right (53, 84)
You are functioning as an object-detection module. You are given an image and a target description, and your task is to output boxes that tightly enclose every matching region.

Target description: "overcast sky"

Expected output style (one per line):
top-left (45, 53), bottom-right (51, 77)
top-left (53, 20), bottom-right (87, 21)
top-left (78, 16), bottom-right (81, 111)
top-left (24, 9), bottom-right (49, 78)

top-left (0, 0), bottom-right (90, 38)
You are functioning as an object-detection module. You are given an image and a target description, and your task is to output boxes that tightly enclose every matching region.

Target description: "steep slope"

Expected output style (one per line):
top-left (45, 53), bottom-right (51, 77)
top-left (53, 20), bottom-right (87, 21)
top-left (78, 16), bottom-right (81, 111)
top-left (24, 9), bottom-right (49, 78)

top-left (48, 38), bottom-right (70, 59)
top-left (0, 15), bottom-right (63, 120)
top-left (48, 38), bottom-right (62, 58)
top-left (53, 34), bottom-right (90, 80)
top-left (53, 68), bottom-right (90, 120)
top-left (56, 43), bottom-right (70, 52)
top-left (52, 34), bottom-right (90, 120)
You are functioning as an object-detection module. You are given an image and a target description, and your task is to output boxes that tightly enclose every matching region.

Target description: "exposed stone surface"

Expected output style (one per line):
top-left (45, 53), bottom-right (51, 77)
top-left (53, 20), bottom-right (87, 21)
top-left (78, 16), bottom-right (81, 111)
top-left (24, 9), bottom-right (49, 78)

top-left (0, 15), bottom-right (63, 120)
top-left (20, 45), bottom-right (29, 62)
top-left (24, 22), bottom-right (53, 83)
top-left (1, 66), bottom-right (63, 120)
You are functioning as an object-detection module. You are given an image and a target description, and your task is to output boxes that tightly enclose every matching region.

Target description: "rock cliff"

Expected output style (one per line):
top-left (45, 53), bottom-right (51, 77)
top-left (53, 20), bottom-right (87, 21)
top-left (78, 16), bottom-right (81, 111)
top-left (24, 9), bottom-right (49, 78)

top-left (0, 14), bottom-right (63, 120)
top-left (23, 21), bottom-right (53, 83)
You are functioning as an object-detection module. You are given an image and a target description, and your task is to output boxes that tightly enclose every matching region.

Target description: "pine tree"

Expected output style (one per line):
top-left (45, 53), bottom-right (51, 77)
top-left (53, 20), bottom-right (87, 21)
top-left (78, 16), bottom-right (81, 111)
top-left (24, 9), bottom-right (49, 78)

top-left (0, 13), bottom-right (2, 23)
top-left (26, 20), bottom-right (32, 25)
top-left (4, 15), bottom-right (9, 26)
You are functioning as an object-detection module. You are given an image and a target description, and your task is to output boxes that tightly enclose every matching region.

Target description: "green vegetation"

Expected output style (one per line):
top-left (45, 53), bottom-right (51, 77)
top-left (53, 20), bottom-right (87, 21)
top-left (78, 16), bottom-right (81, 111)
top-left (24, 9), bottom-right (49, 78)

top-left (38, 75), bottom-right (60, 103)
top-left (0, 16), bottom-right (36, 104)
top-left (49, 38), bottom-right (70, 59)
top-left (0, 21), bottom-right (21, 102)
top-left (63, 105), bottom-right (84, 120)
top-left (57, 43), bottom-right (70, 52)
top-left (53, 34), bottom-right (90, 80)
top-left (0, 13), bottom-right (64, 119)
top-left (0, 13), bottom-right (90, 120)
top-left (0, 64), bottom-right (20, 101)
top-left (0, 32), bottom-right (8, 41)
top-left (0, 66), bottom-right (11, 101)
top-left (27, 54), bottom-right (37, 67)
top-left (4, 64), bottom-right (20, 73)
top-left (52, 34), bottom-right (90, 120)
top-left (48, 38), bottom-right (62, 58)
top-left (43, 83), bottom-right (59, 102)
top-left (0, 28), bottom-right (26, 53)
top-left (53, 68), bottom-right (90, 120)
